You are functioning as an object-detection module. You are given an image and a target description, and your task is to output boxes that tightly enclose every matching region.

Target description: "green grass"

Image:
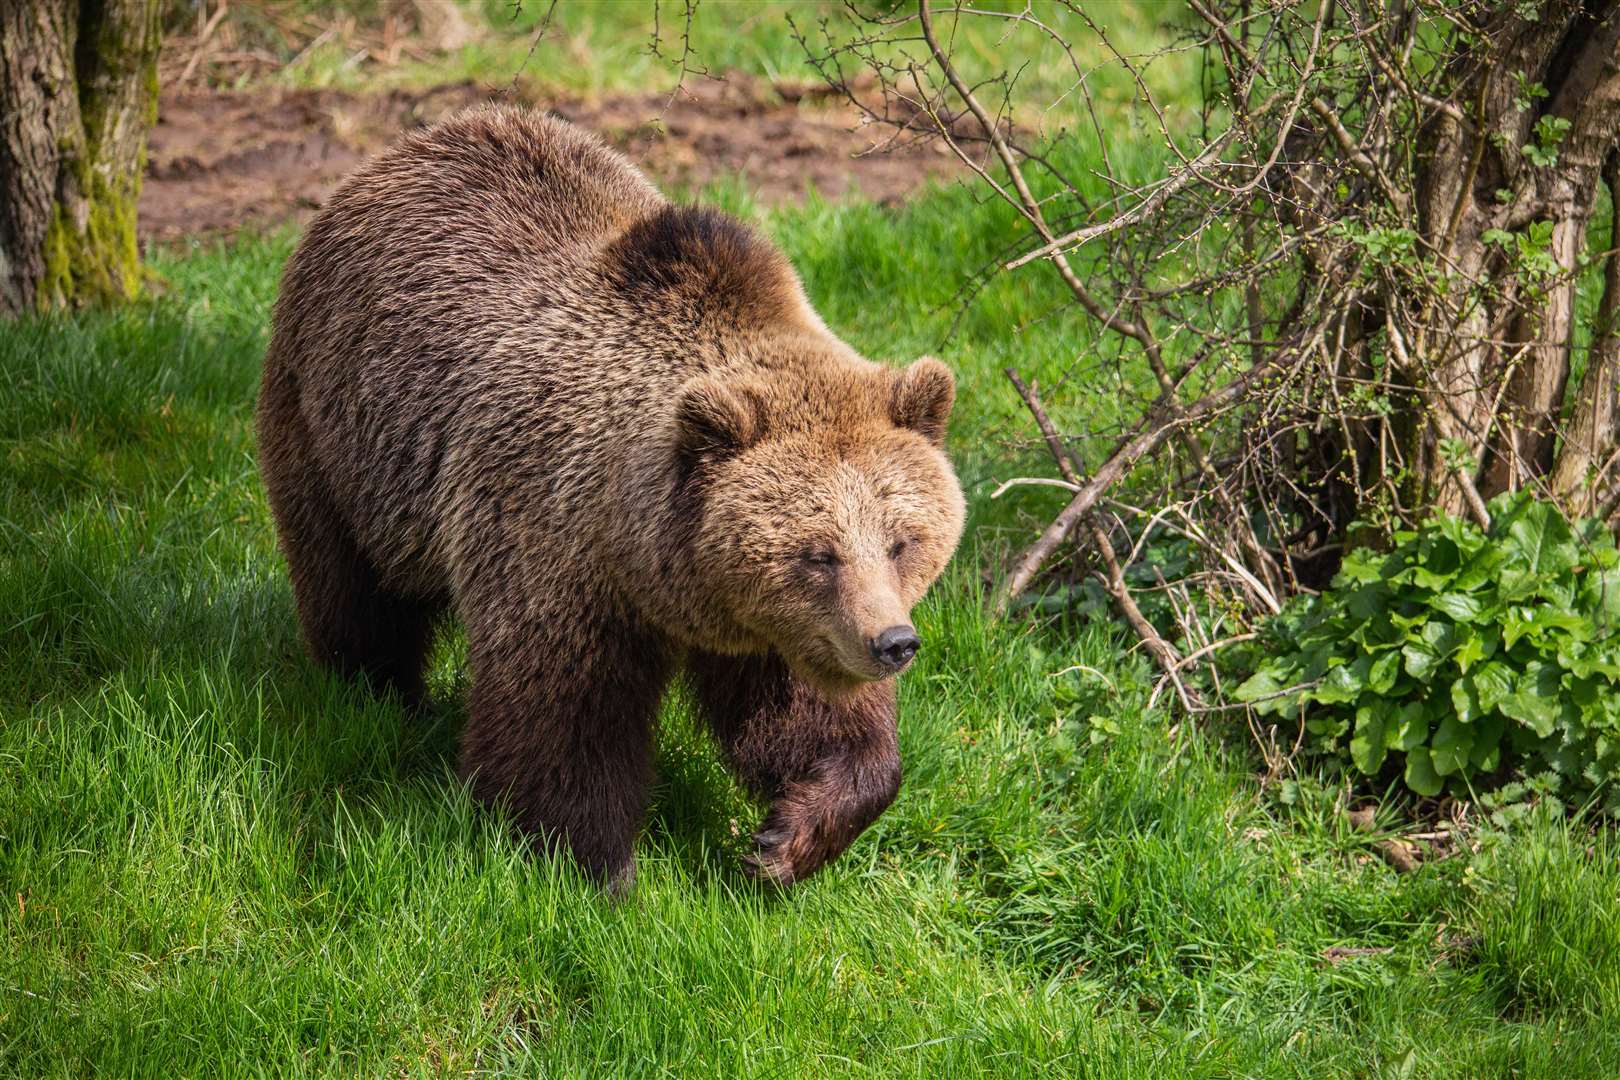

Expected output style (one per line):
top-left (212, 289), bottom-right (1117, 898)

top-left (6, 3), bottom-right (1620, 1072)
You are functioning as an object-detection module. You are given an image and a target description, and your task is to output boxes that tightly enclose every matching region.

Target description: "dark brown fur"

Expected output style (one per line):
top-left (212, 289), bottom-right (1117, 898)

top-left (688, 651), bottom-right (901, 883)
top-left (257, 106), bottom-right (964, 888)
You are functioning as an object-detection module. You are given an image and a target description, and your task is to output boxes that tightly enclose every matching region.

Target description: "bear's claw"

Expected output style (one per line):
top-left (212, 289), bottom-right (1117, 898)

top-left (746, 823), bottom-right (801, 886)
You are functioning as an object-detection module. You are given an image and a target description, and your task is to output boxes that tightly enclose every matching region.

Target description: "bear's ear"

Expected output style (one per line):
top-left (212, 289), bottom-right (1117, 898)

top-left (889, 356), bottom-right (955, 446)
top-left (675, 376), bottom-right (766, 459)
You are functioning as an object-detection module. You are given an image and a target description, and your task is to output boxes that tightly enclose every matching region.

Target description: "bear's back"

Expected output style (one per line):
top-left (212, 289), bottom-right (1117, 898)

top-left (351, 105), bottom-right (665, 270)
top-left (273, 106), bottom-right (663, 364)
top-left (263, 108), bottom-right (671, 583)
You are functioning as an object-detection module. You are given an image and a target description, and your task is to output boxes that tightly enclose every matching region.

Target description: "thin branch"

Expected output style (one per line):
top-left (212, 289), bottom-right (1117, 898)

top-left (1006, 131), bottom-right (1237, 269)
top-left (1005, 368), bottom-right (1200, 710)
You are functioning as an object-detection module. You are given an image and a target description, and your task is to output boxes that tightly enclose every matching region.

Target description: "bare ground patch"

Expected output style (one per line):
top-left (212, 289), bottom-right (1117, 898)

top-left (140, 75), bottom-right (959, 243)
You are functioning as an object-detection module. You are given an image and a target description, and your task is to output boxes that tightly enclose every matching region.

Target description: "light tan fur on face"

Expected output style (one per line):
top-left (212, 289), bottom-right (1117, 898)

top-left (685, 357), bottom-right (965, 695)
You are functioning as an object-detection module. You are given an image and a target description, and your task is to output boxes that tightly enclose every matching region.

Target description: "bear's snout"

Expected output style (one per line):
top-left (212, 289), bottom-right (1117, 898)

top-left (869, 624), bottom-right (921, 673)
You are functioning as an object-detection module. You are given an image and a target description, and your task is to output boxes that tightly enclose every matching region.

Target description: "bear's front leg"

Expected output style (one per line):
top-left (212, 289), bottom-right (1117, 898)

top-left (459, 597), bottom-right (673, 890)
top-left (688, 651), bottom-right (902, 886)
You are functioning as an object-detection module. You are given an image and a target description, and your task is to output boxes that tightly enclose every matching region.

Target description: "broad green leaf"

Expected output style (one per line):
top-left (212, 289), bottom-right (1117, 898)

top-left (1582, 567), bottom-right (1620, 623)
top-left (1354, 616), bottom-right (1406, 650)
top-left (1402, 621), bottom-right (1456, 680)
top-left (1418, 618), bottom-right (1459, 652)
top-left (1470, 712), bottom-right (1507, 771)
top-left (1568, 675), bottom-right (1603, 710)
top-left (1431, 592), bottom-right (1486, 622)
top-left (1306, 714), bottom-right (1350, 739)
top-left (1299, 643), bottom-right (1339, 683)
top-left (1432, 715), bottom-right (1474, 777)
top-left (1317, 655), bottom-right (1371, 704)
top-left (1347, 586), bottom-right (1392, 621)
top-left (1405, 747), bottom-right (1443, 796)
top-left (1502, 607), bottom-right (1534, 649)
top-left (1234, 666), bottom-right (1285, 702)
top-left (1351, 705), bottom-right (1389, 773)
top-left (1563, 642), bottom-right (1620, 680)
top-left (1419, 534), bottom-right (1464, 575)
top-left (1451, 623), bottom-right (1499, 673)
top-left (1503, 499), bottom-right (1579, 575)
top-left (1453, 547), bottom-right (1508, 591)
top-left (1450, 676), bottom-right (1477, 723)
top-left (1496, 569), bottom-right (1541, 602)
top-left (1436, 513), bottom-right (1486, 551)
top-left (1368, 650), bottom-right (1402, 695)
top-left (1518, 605), bottom-right (1590, 643)
top-left (1498, 661), bottom-right (1563, 737)
top-left (1403, 640), bottom-right (1441, 680)
top-left (1451, 661), bottom-right (1515, 723)
top-left (1411, 566), bottom-right (1458, 591)
top-left (1334, 548), bottom-right (1385, 585)
top-left (1391, 700), bottom-right (1429, 750)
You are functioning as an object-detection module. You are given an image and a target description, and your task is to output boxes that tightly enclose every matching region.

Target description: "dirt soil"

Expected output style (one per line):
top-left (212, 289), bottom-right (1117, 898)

top-left (140, 75), bottom-right (959, 242)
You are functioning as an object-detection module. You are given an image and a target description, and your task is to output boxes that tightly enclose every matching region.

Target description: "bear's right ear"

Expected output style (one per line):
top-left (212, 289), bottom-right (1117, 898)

top-left (674, 376), bottom-right (766, 459)
top-left (889, 356), bottom-right (955, 447)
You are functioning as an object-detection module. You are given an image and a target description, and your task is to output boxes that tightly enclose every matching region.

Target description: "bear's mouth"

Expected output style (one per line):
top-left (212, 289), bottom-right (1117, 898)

top-left (798, 635), bottom-right (893, 691)
top-left (795, 663), bottom-right (874, 700)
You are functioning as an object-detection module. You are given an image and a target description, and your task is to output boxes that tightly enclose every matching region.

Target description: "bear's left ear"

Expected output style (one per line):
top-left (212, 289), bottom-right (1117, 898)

top-left (889, 356), bottom-right (955, 446)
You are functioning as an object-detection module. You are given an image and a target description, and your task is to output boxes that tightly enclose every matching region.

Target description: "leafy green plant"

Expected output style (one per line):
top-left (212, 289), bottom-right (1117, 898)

top-left (1233, 494), bottom-right (1620, 806)
top-left (1511, 73), bottom-right (1549, 112)
top-left (1522, 114), bottom-right (1571, 168)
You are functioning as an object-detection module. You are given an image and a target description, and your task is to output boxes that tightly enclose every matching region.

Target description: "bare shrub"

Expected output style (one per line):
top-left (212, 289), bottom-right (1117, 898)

top-left (794, 1), bottom-right (1620, 689)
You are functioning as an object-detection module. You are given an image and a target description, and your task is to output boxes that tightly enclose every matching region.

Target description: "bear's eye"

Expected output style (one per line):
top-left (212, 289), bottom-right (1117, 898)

top-left (803, 549), bottom-right (841, 567)
top-left (889, 540), bottom-right (907, 560)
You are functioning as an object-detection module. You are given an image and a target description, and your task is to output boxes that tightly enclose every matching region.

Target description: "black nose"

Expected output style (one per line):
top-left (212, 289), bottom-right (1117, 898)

top-left (870, 625), bottom-right (921, 672)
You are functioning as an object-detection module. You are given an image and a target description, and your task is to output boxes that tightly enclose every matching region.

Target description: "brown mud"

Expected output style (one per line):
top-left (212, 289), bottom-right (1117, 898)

top-left (140, 75), bottom-right (959, 242)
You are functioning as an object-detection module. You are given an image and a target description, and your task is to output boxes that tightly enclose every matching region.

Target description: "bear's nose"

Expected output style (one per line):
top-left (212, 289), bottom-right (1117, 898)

top-left (870, 625), bottom-right (921, 672)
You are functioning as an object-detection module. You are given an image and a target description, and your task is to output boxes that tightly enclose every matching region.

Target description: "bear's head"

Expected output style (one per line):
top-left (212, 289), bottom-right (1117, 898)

top-left (675, 354), bottom-right (966, 695)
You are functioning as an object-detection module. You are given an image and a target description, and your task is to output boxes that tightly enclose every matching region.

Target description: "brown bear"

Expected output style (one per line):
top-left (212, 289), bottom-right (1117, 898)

top-left (256, 105), bottom-right (965, 889)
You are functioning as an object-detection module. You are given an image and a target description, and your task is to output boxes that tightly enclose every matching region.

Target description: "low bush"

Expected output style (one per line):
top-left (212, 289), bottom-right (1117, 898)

top-left (1233, 493), bottom-right (1620, 808)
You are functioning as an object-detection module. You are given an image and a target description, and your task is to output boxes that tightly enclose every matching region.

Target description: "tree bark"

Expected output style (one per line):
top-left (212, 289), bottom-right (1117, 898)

top-left (1407, 8), bottom-right (1558, 512)
top-left (0, 0), bottom-right (160, 316)
top-left (1489, 7), bottom-right (1620, 492)
top-left (1551, 153), bottom-right (1620, 512)
top-left (1408, 0), bottom-right (1620, 510)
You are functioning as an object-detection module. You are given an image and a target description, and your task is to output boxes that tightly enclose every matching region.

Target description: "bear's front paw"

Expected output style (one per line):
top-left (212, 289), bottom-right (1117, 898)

top-left (743, 803), bottom-right (845, 887)
top-left (743, 800), bottom-right (858, 886)
top-left (744, 813), bottom-right (803, 887)
top-left (743, 754), bottom-right (900, 885)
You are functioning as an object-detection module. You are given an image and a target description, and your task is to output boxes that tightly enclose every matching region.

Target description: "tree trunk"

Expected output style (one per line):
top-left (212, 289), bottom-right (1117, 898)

top-left (1551, 153), bottom-right (1620, 513)
top-left (0, 0), bottom-right (160, 316)
top-left (1407, 0), bottom-right (1620, 513)
top-left (1493, 5), bottom-right (1620, 495)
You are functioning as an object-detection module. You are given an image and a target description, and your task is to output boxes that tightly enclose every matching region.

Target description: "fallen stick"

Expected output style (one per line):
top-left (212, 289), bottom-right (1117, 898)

top-left (178, 0), bottom-right (230, 85)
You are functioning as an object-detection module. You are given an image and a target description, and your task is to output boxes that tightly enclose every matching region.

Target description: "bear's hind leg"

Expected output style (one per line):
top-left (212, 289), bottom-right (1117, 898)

top-left (458, 598), bottom-right (673, 888)
top-left (688, 651), bottom-right (901, 886)
top-left (290, 528), bottom-right (441, 704)
top-left (258, 376), bottom-right (441, 703)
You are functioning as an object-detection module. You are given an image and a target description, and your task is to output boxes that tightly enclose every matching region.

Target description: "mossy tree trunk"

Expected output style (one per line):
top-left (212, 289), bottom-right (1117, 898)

top-left (0, 0), bottom-right (160, 317)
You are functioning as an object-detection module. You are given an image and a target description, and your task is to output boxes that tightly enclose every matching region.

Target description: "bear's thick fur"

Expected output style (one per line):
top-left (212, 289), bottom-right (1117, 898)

top-left (257, 106), bottom-right (965, 888)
